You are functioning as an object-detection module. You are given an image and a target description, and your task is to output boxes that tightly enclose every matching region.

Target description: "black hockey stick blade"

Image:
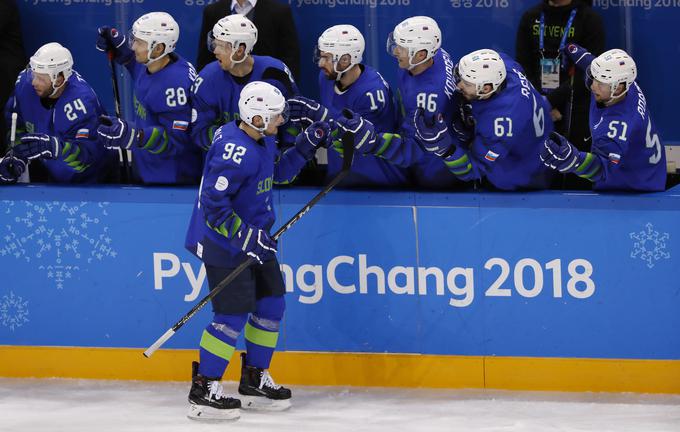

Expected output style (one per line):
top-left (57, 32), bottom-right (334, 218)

top-left (143, 130), bottom-right (355, 358)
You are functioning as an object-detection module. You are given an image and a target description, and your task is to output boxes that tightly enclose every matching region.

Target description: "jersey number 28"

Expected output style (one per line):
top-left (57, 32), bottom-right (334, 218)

top-left (166, 88), bottom-right (188, 107)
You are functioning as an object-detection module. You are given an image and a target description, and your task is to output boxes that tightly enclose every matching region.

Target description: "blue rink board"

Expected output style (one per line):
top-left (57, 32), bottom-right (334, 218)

top-left (0, 185), bottom-right (678, 360)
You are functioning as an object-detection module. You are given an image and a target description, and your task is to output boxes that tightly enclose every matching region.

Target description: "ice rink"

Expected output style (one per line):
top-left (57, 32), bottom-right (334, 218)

top-left (1, 378), bottom-right (679, 432)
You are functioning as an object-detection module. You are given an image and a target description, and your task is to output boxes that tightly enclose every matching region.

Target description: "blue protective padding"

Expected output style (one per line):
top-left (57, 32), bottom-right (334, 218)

top-left (1, 185), bottom-right (679, 360)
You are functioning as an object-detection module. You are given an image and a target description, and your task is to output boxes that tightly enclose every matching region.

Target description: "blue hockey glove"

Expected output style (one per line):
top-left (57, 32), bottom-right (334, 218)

top-left (295, 121), bottom-right (332, 159)
top-left (96, 26), bottom-right (127, 52)
top-left (540, 131), bottom-right (584, 173)
top-left (15, 134), bottom-right (62, 160)
top-left (97, 115), bottom-right (139, 150)
top-left (287, 96), bottom-right (330, 128)
top-left (335, 109), bottom-right (379, 155)
top-left (563, 43), bottom-right (593, 68)
top-left (230, 223), bottom-right (277, 265)
top-left (413, 108), bottom-right (455, 157)
top-left (0, 156), bottom-right (27, 183)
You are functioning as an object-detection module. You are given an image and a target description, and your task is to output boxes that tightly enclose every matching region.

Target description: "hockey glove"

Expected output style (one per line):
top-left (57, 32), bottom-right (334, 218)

top-left (335, 109), bottom-right (379, 155)
top-left (287, 96), bottom-right (330, 128)
top-left (97, 115), bottom-right (139, 150)
top-left (0, 156), bottom-right (27, 183)
top-left (230, 223), bottom-right (277, 265)
top-left (563, 43), bottom-right (593, 68)
top-left (295, 121), bottom-right (332, 159)
top-left (413, 108), bottom-right (455, 157)
top-left (15, 134), bottom-right (62, 160)
top-left (96, 26), bottom-right (126, 52)
top-left (450, 93), bottom-right (475, 144)
top-left (540, 131), bottom-right (584, 173)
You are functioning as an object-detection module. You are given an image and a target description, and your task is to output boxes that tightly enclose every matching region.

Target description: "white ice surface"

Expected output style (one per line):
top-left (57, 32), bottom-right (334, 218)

top-left (1, 378), bottom-right (679, 432)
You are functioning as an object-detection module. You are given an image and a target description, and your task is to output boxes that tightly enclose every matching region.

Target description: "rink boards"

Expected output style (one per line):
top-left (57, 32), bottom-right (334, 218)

top-left (1, 186), bottom-right (679, 393)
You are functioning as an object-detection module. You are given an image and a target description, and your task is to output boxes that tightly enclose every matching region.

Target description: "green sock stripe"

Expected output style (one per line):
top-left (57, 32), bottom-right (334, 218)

top-left (148, 131), bottom-right (168, 155)
top-left (244, 322), bottom-right (279, 348)
top-left (332, 139), bottom-right (343, 154)
top-left (208, 125), bottom-right (217, 144)
top-left (142, 128), bottom-right (161, 150)
top-left (229, 213), bottom-right (242, 237)
top-left (200, 330), bottom-right (236, 361)
top-left (451, 163), bottom-right (472, 176)
top-left (286, 126), bottom-right (300, 137)
top-left (375, 133), bottom-right (397, 156)
top-left (575, 153), bottom-right (594, 174)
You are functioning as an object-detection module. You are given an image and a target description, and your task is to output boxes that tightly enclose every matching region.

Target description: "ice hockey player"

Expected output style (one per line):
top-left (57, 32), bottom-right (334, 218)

top-left (184, 81), bottom-right (332, 420)
top-left (95, 12), bottom-right (203, 184)
top-left (409, 48), bottom-right (555, 190)
top-left (190, 14), bottom-right (298, 152)
top-left (287, 24), bottom-right (408, 187)
top-left (1, 42), bottom-right (117, 183)
top-left (541, 45), bottom-right (666, 191)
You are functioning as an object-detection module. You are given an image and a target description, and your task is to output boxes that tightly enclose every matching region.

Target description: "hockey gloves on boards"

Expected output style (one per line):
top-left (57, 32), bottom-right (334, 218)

top-left (14, 134), bottom-right (62, 160)
top-left (0, 157), bottom-right (26, 183)
top-left (540, 131), bottom-right (584, 173)
top-left (230, 223), bottom-right (277, 265)
top-left (287, 96), bottom-right (330, 128)
top-left (413, 108), bottom-right (456, 157)
top-left (335, 109), bottom-right (379, 155)
top-left (294, 121), bottom-right (332, 159)
top-left (97, 115), bottom-right (139, 150)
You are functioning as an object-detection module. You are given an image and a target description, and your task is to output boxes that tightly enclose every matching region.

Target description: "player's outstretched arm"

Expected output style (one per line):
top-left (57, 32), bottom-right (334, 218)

top-left (275, 121), bottom-right (332, 185)
top-left (540, 131), bottom-right (603, 182)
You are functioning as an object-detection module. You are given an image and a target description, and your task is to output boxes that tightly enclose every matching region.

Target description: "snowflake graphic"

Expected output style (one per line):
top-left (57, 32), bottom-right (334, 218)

top-left (0, 291), bottom-right (29, 331)
top-left (0, 200), bottom-right (118, 288)
top-left (629, 223), bottom-right (670, 268)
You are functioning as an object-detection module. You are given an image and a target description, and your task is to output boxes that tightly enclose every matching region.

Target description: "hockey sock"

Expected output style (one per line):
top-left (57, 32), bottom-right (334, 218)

top-left (198, 313), bottom-right (248, 378)
top-left (244, 296), bottom-right (285, 369)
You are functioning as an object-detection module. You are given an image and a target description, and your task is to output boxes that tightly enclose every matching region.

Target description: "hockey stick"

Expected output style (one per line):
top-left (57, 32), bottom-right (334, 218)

top-left (564, 65), bottom-right (576, 140)
top-left (143, 129), bottom-right (355, 358)
top-left (108, 51), bottom-right (131, 183)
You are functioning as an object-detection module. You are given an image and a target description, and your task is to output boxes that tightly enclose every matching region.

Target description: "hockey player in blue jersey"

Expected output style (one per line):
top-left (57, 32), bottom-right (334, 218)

top-left (2, 42), bottom-right (117, 184)
top-left (95, 12), bottom-right (203, 185)
top-left (385, 16), bottom-right (460, 189)
top-left (541, 45), bottom-right (666, 192)
top-left (190, 14), bottom-right (299, 152)
top-left (184, 81), bottom-right (332, 421)
top-left (411, 49), bottom-right (555, 190)
top-left (286, 24), bottom-right (408, 187)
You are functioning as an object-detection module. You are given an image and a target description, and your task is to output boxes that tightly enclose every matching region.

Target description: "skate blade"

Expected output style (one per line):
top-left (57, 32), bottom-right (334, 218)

top-left (239, 395), bottom-right (291, 412)
top-left (187, 403), bottom-right (240, 422)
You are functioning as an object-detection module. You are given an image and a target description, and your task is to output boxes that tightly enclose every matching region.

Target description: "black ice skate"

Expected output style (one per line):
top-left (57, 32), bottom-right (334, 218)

top-left (187, 361), bottom-right (241, 421)
top-left (238, 353), bottom-right (292, 411)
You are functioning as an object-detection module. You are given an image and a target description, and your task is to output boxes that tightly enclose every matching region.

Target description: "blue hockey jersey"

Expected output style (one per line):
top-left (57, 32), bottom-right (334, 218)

top-left (445, 53), bottom-right (555, 190)
top-left (190, 55), bottom-right (299, 151)
top-left (586, 82), bottom-right (666, 192)
top-left (4, 70), bottom-right (117, 183)
top-left (185, 121), bottom-right (310, 267)
top-left (123, 54), bottom-right (203, 184)
top-left (391, 49), bottom-right (461, 188)
top-left (318, 65), bottom-right (409, 187)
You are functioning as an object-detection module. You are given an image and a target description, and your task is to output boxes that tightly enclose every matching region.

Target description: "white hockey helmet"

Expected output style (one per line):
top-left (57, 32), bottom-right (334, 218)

top-left (455, 49), bottom-right (507, 98)
top-left (210, 15), bottom-right (258, 64)
top-left (29, 42), bottom-right (74, 96)
top-left (587, 49), bottom-right (637, 100)
top-left (238, 81), bottom-right (288, 134)
top-left (315, 24), bottom-right (365, 81)
top-left (129, 12), bottom-right (179, 64)
top-left (387, 16), bottom-right (441, 69)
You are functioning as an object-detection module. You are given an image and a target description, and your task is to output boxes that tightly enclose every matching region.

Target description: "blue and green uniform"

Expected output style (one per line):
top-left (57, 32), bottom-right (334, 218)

top-left (4, 70), bottom-right (117, 183)
top-left (318, 64), bottom-right (409, 187)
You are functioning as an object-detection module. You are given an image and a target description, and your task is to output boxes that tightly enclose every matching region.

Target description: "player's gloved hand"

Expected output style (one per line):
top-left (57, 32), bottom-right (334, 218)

top-left (540, 131), bottom-right (584, 173)
top-left (230, 223), bottom-right (277, 265)
top-left (96, 26), bottom-right (127, 52)
top-left (15, 134), bottom-right (62, 160)
top-left (287, 96), bottom-right (330, 128)
top-left (562, 43), bottom-right (591, 67)
top-left (97, 115), bottom-right (139, 150)
top-left (413, 108), bottom-right (455, 157)
top-left (295, 121), bottom-right (332, 159)
top-left (335, 109), bottom-right (379, 155)
top-left (0, 156), bottom-right (27, 183)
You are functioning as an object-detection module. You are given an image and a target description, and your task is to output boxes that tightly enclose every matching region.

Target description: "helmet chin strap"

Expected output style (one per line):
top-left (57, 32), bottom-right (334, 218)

top-left (49, 75), bottom-right (66, 98)
top-left (407, 49), bottom-right (431, 70)
top-left (603, 82), bottom-right (628, 106)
